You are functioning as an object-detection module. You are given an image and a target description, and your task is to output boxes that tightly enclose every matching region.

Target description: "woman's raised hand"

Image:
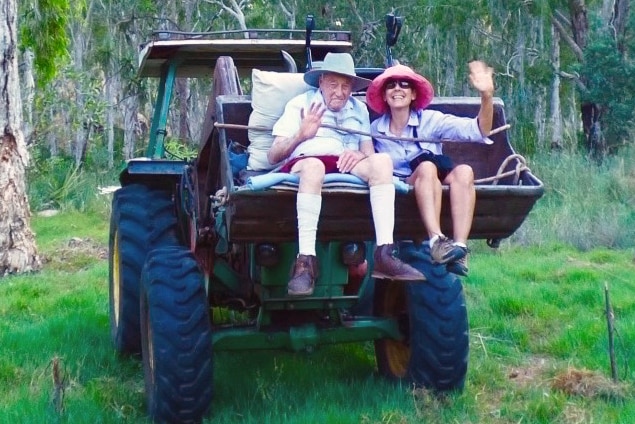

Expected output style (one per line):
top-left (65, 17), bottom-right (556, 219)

top-left (468, 61), bottom-right (494, 97)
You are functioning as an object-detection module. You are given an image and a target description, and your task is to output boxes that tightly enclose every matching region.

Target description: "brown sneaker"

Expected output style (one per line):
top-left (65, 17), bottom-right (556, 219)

top-left (447, 254), bottom-right (469, 276)
top-left (430, 236), bottom-right (467, 264)
top-left (287, 255), bottom-right (318, 296)
top-left (372, 244), bottom-right (425, 281)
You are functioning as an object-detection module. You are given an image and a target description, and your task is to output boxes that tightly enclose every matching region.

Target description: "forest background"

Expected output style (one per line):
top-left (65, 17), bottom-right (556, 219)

top-left (8, 0), bottom-right (635, 254)
top-left (18, 0), bottom-right (634, 176)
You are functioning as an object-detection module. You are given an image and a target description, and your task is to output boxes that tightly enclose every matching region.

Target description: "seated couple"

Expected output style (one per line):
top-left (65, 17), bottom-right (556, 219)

top-left (266, 52), bottom-right (494, 296)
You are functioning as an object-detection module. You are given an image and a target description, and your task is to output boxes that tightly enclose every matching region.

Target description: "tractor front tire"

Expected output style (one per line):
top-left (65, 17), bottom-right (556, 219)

top-left (140, 246), bottom-right (213, 423)
top-left (108, 184), bottom-right (178, 355)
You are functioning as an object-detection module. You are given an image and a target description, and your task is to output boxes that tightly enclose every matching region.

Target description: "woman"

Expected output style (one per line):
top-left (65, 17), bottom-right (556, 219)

top-left (365, 62), bottom-right (495, 276)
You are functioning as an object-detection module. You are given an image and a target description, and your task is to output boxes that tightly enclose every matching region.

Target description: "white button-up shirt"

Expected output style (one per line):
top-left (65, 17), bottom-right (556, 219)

top-left (371, 109), bottom-right (491, 178)
top-left (272, 89), bottom-right (371, 160)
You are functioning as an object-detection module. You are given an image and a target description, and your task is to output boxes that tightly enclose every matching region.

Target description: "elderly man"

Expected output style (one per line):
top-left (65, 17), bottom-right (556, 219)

top-left (268, 53), bottom-right (424, 297)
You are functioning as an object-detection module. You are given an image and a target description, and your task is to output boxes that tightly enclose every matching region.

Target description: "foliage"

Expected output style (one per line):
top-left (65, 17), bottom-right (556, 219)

top-left (27, 149), bottom-right (118, 213)
top-left (14, 0), bottom-right (635, 175)
top-left (164, 137), bottom-right (198, 160)
top-left (576, 32), bottom-right (635, 151)
top-left (19, 0), bottom-right (71, 85)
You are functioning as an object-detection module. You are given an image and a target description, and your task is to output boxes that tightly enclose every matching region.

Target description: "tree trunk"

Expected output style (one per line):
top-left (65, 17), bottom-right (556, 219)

top-left (568, 0), bottom-right (589, 48)
top-left (0, 0), bottom-right (41, 276)
top-left (549, 24), bottom-right (563, 149)
top-left (178, 0), bottom-right (194, 144)
top-left (610, 0), bottom-right (630, 54)
top-left (72, 26), bottom-right (87, 167)
top-left (48, 109), bottom-right (58, 157)
top-left (105, 72), bottom-right (117, 169)
top-left (515, 25), bottom-right (526, 93)
top-left (279, 1), bottom-right (296, 30)
top-left (214, 0), bottom-right (248, 36)
top-left (122, 95), bottom-right (138, 160)
top-left (444, 33), bottom-right (457, 94)
top-left (568, 0), bottom-right (605, 157)
top-left (177, 77), bottom-right (189, 142)
top-left (22, 49), bottom-right (35, 144)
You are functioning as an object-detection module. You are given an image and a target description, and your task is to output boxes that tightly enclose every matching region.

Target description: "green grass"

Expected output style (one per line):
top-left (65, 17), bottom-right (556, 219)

top-left (511, 148), bottom-right (635, 249)
top-left (2, 208), bottom-right (635, 423)
top-left (3, 147), bottom-right (635, 422)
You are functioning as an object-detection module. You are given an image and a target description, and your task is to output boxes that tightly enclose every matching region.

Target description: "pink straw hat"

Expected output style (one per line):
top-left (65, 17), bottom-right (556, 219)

top-left (366, 64), bottom-right (435, 114)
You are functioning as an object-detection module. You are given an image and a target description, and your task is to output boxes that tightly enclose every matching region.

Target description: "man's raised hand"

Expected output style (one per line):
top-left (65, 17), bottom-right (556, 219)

top-left (298, 102), bottom-right (326, 142)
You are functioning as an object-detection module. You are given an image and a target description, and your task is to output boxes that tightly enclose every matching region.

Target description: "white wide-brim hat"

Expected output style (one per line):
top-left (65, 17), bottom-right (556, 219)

top-left (304, 53), bottom-right (371, 92)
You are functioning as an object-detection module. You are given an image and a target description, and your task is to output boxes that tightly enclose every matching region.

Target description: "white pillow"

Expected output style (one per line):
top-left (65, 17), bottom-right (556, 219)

top-left (247, 69), bottom-right (310, 171)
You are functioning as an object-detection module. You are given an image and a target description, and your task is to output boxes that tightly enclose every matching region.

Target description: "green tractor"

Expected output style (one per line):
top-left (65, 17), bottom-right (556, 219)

top-left (108, 15), bottom-right (543, 423)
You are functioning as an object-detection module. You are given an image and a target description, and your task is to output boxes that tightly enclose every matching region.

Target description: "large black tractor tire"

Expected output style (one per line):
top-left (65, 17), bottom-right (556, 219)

top-left (140, 247), bottom-right (213, 424)
top-left (373, 242), bottom-right (469, 392)
top-left (108, 184), bottom-right (179, 355)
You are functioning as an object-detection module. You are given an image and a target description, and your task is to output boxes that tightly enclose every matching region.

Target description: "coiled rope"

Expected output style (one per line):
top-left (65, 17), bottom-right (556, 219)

top-left (474, 154), bottom-right (529, 185)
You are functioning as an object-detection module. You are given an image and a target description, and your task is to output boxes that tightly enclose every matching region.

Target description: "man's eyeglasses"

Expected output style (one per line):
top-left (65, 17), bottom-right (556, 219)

top-left (385, 80), bottom-right (412, 90)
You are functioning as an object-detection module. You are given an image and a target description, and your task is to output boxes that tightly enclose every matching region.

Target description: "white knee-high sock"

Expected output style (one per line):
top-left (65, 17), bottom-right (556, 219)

top-left (297, 192), bottom-right (321, 256)
top-left (370, 184), bottom-right (395, 246)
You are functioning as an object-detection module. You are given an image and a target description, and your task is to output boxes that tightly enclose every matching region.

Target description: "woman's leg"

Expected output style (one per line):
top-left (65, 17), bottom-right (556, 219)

top-left (407, 161), bottom-right (443, 239)
top-left (443, 164), bottom-right (475, 245)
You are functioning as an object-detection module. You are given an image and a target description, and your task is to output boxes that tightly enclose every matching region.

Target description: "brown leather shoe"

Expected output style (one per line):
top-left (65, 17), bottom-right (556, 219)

top-left (372, 244), bottom-right (425, 281)
top-left (287, 255), bottom-right (318, 296)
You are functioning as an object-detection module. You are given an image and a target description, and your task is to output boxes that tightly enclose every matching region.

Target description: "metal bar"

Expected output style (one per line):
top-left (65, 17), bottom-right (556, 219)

top-left (152, 28), bottom-right (351, 39)
top-left (212, 317), bottom-right (401, 351)
top-left (146, 71), bottom-right (168, 157)
top-left (151, 60), bottom-right (179, 159)
top-left (213, 122), bottom-right (511, 144)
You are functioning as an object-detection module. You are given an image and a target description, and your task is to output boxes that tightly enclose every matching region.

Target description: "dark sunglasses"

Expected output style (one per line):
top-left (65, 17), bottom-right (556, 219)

top-left (385, 80), bottom-right (412, 90)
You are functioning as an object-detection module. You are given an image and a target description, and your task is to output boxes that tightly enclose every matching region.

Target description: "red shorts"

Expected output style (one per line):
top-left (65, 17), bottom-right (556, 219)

top-left (279, 155), bottom-right (340, 173)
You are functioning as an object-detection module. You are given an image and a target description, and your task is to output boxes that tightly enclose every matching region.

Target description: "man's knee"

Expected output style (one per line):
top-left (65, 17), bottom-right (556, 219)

top-left (360, 152), bottom-right (393, 183)
top-left (295, 158), bottom-right (326, 174)
top-left (294, 158), bottom-right (326, 185)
